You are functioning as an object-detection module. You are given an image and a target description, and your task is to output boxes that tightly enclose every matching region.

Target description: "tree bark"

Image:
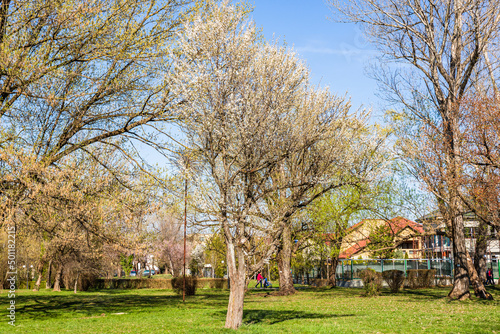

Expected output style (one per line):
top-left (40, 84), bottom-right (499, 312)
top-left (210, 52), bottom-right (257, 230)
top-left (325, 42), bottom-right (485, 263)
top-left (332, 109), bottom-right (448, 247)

top-left (277, 251), bottom-right (295, 295)
top-left (45, 259), bottom-right (52, 289)
top-left (447, 212), bottom-right (471, 300)
top-left (277, 224), bottom-right (295, 295)
top-left (52, 264), bottom-right (63, 292)
top-left (466, 251), bottom-right (493, 300)
top-left (474, 220), bottom-right (488, 282)
top-left (225, 274), bottom-right (246, 329)
top-left (34, 272), bottom-right (42, 292)
top-left (327, 258), bottom-right (339, 287)
top-left (169, 259), bottom-right (175, 276)
top-left (74, 272), bottom-right (80, 294)
top-left (224, 243), bottom-right (246, 330)
top-left (33, 260), bottom-right (45, 291)
top-left (446, 85), bottom-right (471, 300)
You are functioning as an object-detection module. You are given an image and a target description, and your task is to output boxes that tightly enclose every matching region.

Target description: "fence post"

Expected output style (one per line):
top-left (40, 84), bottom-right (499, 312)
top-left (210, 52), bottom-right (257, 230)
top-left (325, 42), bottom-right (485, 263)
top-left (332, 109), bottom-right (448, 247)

top-left (404, 259), bottom-right (407, 277)
top-left (350, 260), bottom-right (353, 280)
top-left (427, 259), bottom-right (430, 270)
top-left (341, 260), bottom-right (344, 280)
top-left (381, 259), bottom-right (384, 273)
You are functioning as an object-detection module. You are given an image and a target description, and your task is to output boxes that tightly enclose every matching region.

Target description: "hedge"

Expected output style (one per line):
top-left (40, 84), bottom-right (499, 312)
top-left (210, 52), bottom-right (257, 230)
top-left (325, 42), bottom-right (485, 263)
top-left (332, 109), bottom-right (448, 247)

top-left (91, 278), bottom-right (229, 290)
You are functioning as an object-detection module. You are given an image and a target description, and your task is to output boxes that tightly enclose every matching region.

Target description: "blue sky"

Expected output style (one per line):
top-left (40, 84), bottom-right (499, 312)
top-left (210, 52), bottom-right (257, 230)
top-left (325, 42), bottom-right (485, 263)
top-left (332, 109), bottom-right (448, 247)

top-left (251, 0), bottom-right (385, 121)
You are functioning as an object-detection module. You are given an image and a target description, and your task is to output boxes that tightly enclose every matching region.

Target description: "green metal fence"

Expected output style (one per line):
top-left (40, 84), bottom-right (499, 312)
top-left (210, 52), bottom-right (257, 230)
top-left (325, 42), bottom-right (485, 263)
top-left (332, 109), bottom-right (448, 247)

top-left (335, 259), bottom-right (499, 281)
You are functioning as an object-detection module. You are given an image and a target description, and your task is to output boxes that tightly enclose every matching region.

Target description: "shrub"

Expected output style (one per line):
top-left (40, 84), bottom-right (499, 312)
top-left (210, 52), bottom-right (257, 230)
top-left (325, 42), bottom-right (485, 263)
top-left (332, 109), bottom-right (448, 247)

top-left (382, 270), bottom-right (405, 293)
top-left (91, 278), bottom-right (228, 290)
top-left (406, 269), bottom-right (436, 288)
top-left (359, 268), bottom-right (382, 297)
top-left (172, 276), bottom-right (197, 296)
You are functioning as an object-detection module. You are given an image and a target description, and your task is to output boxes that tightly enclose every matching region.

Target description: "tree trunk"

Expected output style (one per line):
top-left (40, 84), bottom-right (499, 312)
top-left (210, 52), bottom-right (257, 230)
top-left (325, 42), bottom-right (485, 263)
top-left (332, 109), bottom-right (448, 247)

top-left (45, 259), bottom-right (52, 289)
top-left (33, 260), bottom-right (45, 291)
top-left (169, 259), bottom-right (175, 276)
top-left (3, 271), bottom-right (9, 289)
top-left (448, 213), bottom-right (471, 300)
top-left (327, 258), bottom-right (339, 287)
top-left (53, 264), bottom-right (63, 292)
top-left (74, 272), bottom-right (80, 294)
top-left (277, 252), bottom-right (295, 295)
top-left (224, 242), bottom-right (246, 330)
top-left (225, 272), bottom-right (246, 329)
top-left (445, 99), bottom-right (470, 300)
top-left (117, 264), bottom-right (122, 278)
top-left (466, 251), bottom-right (493, 300)
top-left (474, 221), bottom-right (488, 283)
top-left (33, 272), bottom-right (42, 292)
top-left (277, 224), bottom-right (295, 295)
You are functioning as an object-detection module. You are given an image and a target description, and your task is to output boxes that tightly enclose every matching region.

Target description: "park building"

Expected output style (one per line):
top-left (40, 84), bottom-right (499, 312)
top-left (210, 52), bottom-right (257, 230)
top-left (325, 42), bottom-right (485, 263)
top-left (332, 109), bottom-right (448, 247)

top-left (338, 217), bottom-right (425, 260)
top-left (417, 211), bottom-right (500, 262)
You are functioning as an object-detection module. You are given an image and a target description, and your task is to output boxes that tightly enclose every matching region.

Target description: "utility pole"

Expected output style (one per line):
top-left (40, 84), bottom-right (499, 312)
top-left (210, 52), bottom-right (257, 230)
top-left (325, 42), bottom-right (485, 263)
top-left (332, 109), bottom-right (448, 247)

top-left (183, 178), bottom-right (188, 302)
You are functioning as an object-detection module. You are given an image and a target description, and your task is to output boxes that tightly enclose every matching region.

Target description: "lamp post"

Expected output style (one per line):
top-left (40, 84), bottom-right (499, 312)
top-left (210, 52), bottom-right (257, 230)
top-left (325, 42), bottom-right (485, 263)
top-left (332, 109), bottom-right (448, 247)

top-left (23, 265), bottom-right (28, 290)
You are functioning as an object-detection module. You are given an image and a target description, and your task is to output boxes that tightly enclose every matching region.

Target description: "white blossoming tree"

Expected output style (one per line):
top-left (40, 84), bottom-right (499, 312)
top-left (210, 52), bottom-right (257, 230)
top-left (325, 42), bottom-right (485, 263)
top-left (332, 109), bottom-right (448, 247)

top-left (171, 2), bottom-right (371, 328)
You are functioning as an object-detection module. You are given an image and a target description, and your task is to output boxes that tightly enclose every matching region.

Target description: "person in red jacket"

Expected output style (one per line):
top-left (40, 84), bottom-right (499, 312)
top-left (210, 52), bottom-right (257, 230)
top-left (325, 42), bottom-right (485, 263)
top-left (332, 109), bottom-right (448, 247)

top-left (486, 268), bottom-right (494, 285)
top-left (255, 272), bottom-right (263, 288)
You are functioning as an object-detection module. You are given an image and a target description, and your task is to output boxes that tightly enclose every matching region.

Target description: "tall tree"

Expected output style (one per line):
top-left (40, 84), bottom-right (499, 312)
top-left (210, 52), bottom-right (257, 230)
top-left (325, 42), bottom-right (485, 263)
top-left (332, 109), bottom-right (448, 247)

top-left (171, 2), bottom-right (357, 328)
top-left (269, 129), bottom-right (387, 296)
top-left (459, 94), bottom-right (500, 282)
top-left (0, 0), bottom-right (195, 232)
top-left (329, 0), bottom-right (500, 300)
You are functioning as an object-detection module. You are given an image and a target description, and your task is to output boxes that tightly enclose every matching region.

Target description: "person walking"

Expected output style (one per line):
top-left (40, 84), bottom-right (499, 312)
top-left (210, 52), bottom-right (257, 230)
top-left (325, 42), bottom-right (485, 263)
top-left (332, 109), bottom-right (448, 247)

top-left (255, 272), bottom-right (263, 288)
top-left (486, 268), bottom-right (494, 285)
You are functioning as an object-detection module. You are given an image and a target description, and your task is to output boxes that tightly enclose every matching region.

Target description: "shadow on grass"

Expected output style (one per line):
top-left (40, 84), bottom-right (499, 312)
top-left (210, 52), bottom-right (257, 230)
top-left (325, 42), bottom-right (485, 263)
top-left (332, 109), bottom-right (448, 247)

top-left (244, 286), bottom-right (365, 301)
top-left (301, 286), bottom-right (365, 297)
top-left (486, 285), bottom-right (500, 292)
top-left (392, 288), bottom-right (448, 300)
top-left (393, 286), bottom-right (500, 304)
top-left (242, 309), bottom-right (355, 325)
top-left (7, 290), bottom-right (231, 321)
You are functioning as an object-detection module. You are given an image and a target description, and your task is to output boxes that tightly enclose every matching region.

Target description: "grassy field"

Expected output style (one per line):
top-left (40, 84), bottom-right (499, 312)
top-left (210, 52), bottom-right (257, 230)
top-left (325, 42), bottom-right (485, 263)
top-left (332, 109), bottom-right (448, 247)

top-left (1, 286), bottom-right (499, 333)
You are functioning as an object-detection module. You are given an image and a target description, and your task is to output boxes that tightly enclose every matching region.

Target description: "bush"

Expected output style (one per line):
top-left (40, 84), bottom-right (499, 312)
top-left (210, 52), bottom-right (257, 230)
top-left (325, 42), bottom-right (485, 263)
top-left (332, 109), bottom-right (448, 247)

top-left (359, 269), bottom-right (382, 297)
top-left (172, 276), bottom-right (197, 296)
top-left (382, 270), bottom-right (405, 293)
top-left (406, 269), bottom-right (436, 288)
top-left (197, 278), bottom-right (227, 289)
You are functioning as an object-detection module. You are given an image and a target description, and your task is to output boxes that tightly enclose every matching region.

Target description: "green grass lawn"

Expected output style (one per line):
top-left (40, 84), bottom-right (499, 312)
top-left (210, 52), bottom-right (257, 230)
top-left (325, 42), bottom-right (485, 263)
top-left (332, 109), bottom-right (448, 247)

top-left (1, 286), bottom-right (499, 333)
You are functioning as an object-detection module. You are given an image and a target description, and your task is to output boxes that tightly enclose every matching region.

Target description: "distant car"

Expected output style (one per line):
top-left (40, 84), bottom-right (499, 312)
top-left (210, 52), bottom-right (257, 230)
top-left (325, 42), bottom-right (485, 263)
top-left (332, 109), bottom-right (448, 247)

top-left (130, 270), bottom-right (137, 277)
top-left (142, 270), bottom-right (156, 276)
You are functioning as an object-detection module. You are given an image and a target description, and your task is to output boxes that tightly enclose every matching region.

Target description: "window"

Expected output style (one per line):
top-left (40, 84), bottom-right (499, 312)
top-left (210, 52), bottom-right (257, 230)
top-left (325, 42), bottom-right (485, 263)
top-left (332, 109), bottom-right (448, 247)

top-left (400, 242), bottom-right (413, 249)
